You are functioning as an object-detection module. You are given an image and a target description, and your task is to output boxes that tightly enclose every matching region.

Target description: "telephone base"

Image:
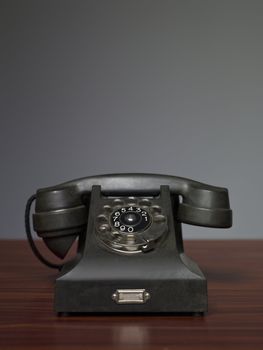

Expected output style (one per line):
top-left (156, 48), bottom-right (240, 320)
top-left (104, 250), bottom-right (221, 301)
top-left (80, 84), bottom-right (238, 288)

top-left (54, 254), bottom-right (207, 314)
top-left (54, 185), bottom-right (208, 314)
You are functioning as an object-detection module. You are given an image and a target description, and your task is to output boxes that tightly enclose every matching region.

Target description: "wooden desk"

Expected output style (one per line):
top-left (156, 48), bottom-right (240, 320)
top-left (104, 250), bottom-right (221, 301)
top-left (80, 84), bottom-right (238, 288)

top-left (0, 240), bottom-right (262, 349)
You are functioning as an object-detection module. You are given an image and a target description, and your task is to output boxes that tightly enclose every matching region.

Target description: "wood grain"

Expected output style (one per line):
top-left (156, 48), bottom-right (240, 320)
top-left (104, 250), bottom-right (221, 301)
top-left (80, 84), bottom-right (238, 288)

top-left (0, 240), bottom-right (263, 349)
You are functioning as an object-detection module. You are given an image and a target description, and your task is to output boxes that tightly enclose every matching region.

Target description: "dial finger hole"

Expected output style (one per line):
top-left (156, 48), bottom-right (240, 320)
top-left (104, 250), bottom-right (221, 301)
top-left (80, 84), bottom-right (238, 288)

top-left (103, 205), bottom-right (112, 212)
top-left (96, 214), bottom-right (108, 223)
top-left (150, 205), bottom-right (162, 214)
top-left (138, 199), bottom-right (151, 206)
top-left (113, 199), bottom-right (125, 206)
top-left (153, 214), bottom-right (166, 223)
top-left (98, 224), bottom-right (111, 233)
top-left (127, 203), bottom-right (137, 208)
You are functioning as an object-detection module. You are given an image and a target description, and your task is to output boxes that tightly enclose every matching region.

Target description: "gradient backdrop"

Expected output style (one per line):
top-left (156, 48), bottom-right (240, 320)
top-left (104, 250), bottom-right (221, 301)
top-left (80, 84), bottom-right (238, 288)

top-left (1, 0), bottom-right (263, 239)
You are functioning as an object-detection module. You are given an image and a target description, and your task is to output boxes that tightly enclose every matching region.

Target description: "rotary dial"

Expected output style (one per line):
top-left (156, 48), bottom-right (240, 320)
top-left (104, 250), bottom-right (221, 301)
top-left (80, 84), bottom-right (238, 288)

top-left (95, 197), bottom-right (167, 255)
top-left (111, 206), bottom-right (151, 233)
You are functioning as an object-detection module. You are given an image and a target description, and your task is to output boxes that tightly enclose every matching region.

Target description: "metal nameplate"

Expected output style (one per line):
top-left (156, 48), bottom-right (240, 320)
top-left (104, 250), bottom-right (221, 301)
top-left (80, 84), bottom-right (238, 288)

top-left (112, 289), bottom-right (150, 304)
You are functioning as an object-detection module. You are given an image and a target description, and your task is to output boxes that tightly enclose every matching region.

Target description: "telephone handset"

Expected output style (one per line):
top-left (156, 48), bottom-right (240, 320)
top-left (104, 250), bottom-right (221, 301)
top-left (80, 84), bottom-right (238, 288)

top-left (25, 173), bottom-right (232, 313)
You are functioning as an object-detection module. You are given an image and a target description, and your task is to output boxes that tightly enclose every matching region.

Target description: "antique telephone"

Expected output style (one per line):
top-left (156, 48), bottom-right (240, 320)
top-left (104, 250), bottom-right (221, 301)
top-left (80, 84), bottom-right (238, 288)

top-left (25, 173), bottom-right (232, 313)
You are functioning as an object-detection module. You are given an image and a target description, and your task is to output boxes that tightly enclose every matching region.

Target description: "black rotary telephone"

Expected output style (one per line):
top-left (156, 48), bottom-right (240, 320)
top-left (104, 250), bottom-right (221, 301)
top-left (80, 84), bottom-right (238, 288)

top-left (25, 173), bottom-right (232, 314)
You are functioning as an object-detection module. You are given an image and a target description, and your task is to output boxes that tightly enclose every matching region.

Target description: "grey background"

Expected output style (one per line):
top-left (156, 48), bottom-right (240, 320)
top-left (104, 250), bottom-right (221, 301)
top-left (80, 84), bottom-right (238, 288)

top-left (1, 0), bottom-right (262, 239)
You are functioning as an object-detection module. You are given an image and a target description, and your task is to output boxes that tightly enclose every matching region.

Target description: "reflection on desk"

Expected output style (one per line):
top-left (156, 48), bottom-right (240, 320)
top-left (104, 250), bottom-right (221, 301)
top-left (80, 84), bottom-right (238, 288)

top-left (0, 240), bottom-right (263, 350)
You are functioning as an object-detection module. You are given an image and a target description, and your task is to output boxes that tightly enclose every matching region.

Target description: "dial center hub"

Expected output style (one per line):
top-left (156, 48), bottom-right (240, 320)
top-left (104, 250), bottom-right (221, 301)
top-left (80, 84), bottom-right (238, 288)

top-left (120, 212), bottom-right (141, 226)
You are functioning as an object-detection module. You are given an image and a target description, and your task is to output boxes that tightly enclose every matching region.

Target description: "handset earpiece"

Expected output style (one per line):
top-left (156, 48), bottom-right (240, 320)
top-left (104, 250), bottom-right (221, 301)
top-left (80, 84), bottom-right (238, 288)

top-left (32, 187), bottom-right (88, 259)
top-left (177, 185), bottom-right (232, 228)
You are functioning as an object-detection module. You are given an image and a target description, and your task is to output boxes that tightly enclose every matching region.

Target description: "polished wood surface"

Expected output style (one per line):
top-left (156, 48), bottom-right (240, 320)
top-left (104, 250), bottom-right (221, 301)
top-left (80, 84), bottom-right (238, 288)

top-left (0, 240), bottom-right (263, 349)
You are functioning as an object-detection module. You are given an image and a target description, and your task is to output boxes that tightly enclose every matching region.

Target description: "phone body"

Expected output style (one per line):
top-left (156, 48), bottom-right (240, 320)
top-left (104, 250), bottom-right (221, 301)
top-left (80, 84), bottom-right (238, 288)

top-left (26, 173), bottom-right (232, 314)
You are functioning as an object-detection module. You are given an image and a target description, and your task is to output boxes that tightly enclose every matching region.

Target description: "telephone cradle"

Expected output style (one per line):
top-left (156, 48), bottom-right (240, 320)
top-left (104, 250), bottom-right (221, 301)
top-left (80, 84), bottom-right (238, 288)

top-left (25, 174), bottom-right (232, 314)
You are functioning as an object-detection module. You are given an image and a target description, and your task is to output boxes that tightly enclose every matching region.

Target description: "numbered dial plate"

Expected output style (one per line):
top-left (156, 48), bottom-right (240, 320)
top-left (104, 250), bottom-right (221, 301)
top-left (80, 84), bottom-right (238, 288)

top-left (95, 197), bottom-right (167, 255)
top-left (111, 207), bottom-right (151, 233)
